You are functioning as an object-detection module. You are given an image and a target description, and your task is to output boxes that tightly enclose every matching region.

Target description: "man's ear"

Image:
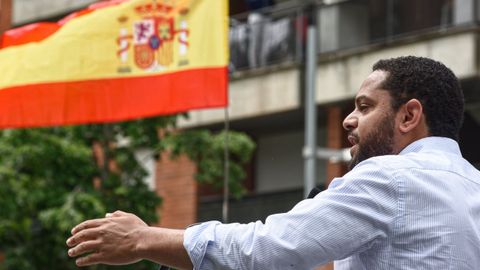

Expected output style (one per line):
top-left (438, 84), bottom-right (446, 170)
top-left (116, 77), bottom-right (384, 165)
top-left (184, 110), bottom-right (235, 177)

top-left (398, 99), bottom-right (423, 134)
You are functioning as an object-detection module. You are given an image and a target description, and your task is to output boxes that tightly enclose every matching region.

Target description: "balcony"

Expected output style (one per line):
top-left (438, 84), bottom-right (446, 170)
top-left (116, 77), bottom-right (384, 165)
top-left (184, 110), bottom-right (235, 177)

top-left (229, 0), bottom-right (479, 74)
top-left (179, 0), bottom-right (480, 129)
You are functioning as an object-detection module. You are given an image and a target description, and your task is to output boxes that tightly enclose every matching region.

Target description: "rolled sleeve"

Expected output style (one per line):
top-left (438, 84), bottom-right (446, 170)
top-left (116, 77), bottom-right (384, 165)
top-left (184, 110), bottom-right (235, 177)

top-left (184, 158), bottom-right (399, 269)
top-left (184, 221), bottom-right (221, 269)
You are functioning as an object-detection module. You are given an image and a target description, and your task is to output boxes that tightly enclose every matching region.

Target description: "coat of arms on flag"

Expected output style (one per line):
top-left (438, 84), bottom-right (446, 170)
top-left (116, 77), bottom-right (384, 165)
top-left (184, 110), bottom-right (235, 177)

top-left (116, 1), bottom-right (191, 73)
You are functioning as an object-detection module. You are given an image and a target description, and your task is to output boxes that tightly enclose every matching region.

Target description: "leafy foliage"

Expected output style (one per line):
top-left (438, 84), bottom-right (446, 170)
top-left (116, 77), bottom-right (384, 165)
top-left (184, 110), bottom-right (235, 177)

top-left (0, 115), bottom-right (255, 270)
top-left (168, 130), bottom-right (255, 198)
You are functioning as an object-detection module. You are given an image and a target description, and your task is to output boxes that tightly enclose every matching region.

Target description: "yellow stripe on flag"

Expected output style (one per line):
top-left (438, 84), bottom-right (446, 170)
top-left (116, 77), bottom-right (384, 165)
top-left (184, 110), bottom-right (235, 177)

top-left (0, 0), bottom-right (229, 90)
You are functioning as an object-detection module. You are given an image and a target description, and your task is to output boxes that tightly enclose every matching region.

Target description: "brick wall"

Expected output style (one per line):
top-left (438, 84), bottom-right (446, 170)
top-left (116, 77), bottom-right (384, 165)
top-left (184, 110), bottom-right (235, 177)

top-left (155, 152), bottom-right (198, 229)
top-left (326, 106), bottom-right (349, 187)
top-left (0, 0), bottom-right (12, 35)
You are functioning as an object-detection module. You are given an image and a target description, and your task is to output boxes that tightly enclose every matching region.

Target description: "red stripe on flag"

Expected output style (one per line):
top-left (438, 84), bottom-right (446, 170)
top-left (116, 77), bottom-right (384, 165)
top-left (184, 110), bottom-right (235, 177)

top-left (0, 67), bottom-right (228, 128)
top-left (1, 23), bottom-right (60, 48)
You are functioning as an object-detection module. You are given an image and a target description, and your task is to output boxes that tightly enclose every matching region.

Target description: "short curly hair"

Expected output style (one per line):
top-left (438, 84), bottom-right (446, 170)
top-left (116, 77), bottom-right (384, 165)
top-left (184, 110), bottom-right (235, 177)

top-left (373, 56), bottom-right (464, 141)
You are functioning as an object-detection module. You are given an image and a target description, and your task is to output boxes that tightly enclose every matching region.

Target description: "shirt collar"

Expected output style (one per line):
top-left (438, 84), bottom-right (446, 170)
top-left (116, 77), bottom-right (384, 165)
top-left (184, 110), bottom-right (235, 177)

top-left (399, 136), bottom-right (462, 156)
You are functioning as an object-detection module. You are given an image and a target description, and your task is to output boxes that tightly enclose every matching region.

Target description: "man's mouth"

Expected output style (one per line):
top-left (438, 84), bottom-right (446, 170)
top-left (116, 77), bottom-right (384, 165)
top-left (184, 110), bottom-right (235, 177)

top-left (348, 134), bottom-right (359, 156)
top-left (347, 134), bottom-right (359, 146)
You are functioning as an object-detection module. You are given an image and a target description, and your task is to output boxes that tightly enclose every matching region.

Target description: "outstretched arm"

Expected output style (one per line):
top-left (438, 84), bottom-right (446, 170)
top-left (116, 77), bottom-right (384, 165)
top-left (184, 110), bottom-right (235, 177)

top-left (66, 211), bottom-right (193, 269)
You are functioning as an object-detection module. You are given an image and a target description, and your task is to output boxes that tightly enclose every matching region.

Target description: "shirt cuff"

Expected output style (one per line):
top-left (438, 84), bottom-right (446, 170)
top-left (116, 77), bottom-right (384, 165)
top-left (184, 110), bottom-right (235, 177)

top-left (183, 221), bottom-right (221, 270)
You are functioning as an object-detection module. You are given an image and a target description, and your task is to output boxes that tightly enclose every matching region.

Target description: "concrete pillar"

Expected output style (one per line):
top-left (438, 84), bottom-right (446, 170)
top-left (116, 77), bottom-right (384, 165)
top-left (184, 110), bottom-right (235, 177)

top-left (0, 0), bottom-right (12, 35)
top-left (318, 2), bottom-right (369, 53)
top-left (453, 0), bottom-right (475, 25)
top-left (155, 152), bottom-right (198, 229)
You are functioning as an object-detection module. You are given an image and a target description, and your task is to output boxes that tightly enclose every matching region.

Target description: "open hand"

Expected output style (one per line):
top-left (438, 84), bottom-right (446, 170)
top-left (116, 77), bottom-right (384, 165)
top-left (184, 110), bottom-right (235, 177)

top-left (66, 210), bottom-right (148, 267)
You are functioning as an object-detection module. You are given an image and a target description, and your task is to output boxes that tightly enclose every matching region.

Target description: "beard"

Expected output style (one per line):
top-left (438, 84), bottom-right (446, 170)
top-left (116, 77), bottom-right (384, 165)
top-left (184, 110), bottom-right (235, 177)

top-left (348, 112), bottom-right (395, 170)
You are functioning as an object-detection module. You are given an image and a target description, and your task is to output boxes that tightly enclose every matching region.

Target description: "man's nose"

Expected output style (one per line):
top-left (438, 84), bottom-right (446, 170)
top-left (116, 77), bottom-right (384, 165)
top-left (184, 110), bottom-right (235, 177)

top-left (342, 112), bottom-right (357, 131)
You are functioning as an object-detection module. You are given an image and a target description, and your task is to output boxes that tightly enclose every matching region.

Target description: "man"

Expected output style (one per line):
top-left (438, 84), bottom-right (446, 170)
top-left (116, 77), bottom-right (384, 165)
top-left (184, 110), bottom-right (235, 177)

top-left (67, 56), bottom-right (480, 269)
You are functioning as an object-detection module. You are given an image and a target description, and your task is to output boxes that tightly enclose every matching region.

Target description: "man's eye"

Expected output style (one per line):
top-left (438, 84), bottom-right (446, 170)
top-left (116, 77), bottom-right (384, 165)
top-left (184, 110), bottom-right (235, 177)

top-left (358, 104), bottom-right (369, 111)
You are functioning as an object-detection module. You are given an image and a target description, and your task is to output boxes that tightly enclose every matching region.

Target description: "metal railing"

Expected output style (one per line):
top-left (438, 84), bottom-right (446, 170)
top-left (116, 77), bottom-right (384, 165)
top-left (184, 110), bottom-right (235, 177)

top-left (229, 2), bottom-right (305, 72)
top-left (229, 0), bottom-right (478, 73)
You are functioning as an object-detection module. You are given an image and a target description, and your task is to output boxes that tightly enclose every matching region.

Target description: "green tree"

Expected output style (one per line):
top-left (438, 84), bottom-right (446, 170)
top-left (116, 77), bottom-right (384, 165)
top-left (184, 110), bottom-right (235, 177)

top-left (0, 115), bottom-right (255, 270)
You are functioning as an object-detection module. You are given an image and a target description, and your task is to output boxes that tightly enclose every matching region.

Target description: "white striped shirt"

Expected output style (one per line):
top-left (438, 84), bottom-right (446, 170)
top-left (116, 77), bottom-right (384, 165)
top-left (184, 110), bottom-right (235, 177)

top-left (184, 137), bottom-right (480, 269)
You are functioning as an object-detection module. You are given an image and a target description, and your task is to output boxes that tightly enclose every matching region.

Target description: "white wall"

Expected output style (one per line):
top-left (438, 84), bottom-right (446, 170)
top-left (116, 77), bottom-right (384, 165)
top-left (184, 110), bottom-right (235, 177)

top-left (178, 68), bottom-right (300, 128)
top-left (315, 32), bottom-right (478, 105)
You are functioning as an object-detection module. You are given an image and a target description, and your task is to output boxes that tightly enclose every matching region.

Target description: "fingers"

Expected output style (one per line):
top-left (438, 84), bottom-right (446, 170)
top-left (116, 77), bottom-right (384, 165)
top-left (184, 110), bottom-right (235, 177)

top-left (71, 218), bottom-right (106, 235)
top-left (67, 227), bottom-right (100, 247)
top-left (68, 239), bottom-right (101, 257)
top-left (75, 251), bottom-right (104, 267)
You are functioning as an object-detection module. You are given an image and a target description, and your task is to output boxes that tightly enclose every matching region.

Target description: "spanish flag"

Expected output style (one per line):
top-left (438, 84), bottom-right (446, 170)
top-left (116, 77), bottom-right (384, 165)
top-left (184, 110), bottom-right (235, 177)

top-left (0, 0), bottom-right (228, 128)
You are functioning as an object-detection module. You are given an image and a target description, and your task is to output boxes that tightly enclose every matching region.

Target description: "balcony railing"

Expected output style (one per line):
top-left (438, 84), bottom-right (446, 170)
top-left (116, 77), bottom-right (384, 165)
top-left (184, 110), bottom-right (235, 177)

top-left (229, 0), bottom-right (478, 73)
top-left (229, 2), bottom-right (305, 72)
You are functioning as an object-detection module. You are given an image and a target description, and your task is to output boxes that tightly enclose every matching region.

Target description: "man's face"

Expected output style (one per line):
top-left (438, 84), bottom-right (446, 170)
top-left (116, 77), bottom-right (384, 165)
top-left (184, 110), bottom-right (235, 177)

top-left (343, 70), bottom-right (398, 170)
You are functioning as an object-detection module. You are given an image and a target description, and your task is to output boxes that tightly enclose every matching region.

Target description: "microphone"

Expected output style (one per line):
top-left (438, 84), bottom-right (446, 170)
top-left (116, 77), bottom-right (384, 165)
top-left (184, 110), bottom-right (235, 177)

top-left (307, 186), bottom-right (322, 199)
